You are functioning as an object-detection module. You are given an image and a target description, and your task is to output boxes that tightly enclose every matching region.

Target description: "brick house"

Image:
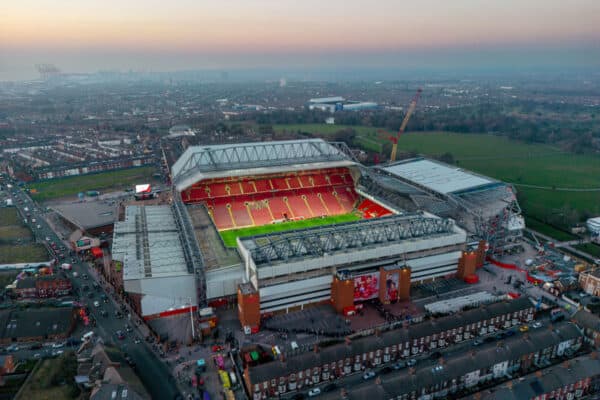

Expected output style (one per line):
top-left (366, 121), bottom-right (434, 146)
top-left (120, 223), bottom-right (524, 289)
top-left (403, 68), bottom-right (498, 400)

top-left (244, 297), bottom-right (536, 399)
top-left (14, 273), bottom-right (72, 299)
top-left (579, 269), bottom-right (600, 296)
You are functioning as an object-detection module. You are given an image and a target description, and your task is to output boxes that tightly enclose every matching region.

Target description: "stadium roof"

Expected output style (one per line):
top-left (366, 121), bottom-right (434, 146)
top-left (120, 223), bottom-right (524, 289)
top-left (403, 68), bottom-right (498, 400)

top-left (382, 158), bottom-right (495, 195)
top-left (309, 96), bottom-right (345, 103)
top-left (239, 213), bottom-right (458, 267)
top-left (52, 200), bottom-right (117, 230)
top-left (112, 205), bottom-right (190, 280)
top-left (171, 139), bottom-right (356, 191)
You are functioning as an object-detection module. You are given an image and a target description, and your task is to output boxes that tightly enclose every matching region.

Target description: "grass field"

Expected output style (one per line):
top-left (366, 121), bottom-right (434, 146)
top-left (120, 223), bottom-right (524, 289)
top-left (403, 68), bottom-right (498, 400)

top-left (16, 352), bottom-right (80, 400)
top-left (220, 213), bottom-right (361, 247)
top-left (524, 217), bottom-right (577, 242)
top-left (0, 226), bottom-right (32, 240)
top-left (274, 124), bottom-right (600, 236)
top-left (0, 244), bottom-right (49, 264)
top-left (574, 243), bottom-right (600, 258)
top-left (0, 207), bottom-right (20, 226)
top-left (27, 166), bottom-right (157, 201)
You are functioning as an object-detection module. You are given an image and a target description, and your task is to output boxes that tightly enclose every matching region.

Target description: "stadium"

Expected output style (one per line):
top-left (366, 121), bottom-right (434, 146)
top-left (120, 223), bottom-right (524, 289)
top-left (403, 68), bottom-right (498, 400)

top-left (113, 138), bottom-right (521, 335)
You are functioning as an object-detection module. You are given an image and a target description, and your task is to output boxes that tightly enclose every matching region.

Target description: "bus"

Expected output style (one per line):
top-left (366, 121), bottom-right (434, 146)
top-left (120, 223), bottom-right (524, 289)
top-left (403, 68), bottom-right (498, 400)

top-left (218, 370), bottom-right (231, 389)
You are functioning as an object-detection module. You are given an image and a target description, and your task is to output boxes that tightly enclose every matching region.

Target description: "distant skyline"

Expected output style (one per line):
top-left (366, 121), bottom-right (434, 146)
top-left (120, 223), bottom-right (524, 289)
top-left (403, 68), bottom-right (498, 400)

top-left (1, 0), bottom-right (599, 81)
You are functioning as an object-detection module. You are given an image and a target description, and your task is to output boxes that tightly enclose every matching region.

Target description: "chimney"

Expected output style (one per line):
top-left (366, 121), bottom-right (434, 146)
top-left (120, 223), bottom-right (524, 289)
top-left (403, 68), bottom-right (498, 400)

top-left (506, 381), bottom-right (513, 390)
top-left (375, 328), bottom-right (380, 337)
top-left (375, 376), bottom-right (381, 385)
top-left (562, 360), bottom-right (570, 369)
top-left (439, 357), bottom-right (445, 365)
top-left (408, 367), bottom-right (416, 375)
top-left (345, 337), bottom-right (352, 347)
top-left (340, 388), bottom-right (348, 399)
top-left (313, 344), bottom-right (319, 354)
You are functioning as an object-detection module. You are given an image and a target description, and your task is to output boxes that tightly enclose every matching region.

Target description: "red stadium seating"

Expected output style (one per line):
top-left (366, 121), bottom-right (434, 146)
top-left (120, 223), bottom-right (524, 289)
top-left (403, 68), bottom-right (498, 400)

top-left (210, 204), bottom-right (235, 229)
top-left (357, 199), bottom-right (393, 219)
top-left (247, 200), bottom-right (273, 225)
top-left (184, 167), bottom-right (365, 230)
top-left (230, 202), bottom-right (253, 228)
top-left (286, 195), bottom-right (312, 219)
top-left (320, 191), bottom-right (344, 214)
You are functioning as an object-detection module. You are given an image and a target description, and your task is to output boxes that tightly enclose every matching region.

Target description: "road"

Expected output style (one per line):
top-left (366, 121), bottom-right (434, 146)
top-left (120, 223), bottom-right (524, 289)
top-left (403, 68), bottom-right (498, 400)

top-left (8, 187), bottom-right (182, 400)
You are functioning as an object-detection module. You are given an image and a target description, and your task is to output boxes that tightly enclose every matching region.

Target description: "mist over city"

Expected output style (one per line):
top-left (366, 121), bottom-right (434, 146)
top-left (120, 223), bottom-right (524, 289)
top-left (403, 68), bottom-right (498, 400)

top-left (1, 1), bottom-right (600, 400)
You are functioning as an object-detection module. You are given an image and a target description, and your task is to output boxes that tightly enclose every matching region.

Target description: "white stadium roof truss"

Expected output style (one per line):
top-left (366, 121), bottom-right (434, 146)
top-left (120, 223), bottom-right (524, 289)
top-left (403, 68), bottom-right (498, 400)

top-left (172, 139), bottom-right (356, 191)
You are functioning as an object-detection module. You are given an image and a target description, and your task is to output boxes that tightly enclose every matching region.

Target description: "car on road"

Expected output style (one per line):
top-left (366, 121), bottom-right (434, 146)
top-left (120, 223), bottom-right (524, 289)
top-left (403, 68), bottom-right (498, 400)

top-left (134, 337), bottom-right (141, 344)
top-left (33, 353), bottom-right (42, 359)
top-left (51, 349), bottom-right (64, 357)
top-left (116, 330), bottom-right (126, 340)
top-left (6, 345), bottom-right (19, 352)
top-left (82, 274), bottom-right (88, 280)
top-left (363, 370), bottom-right (376, 380)
top-left (52, 342), bottom-right (65, 349)
top-left (124, 353), bottom-right (136, 367)
top-left (392, 361), bottom-right (406, 370)
top-left (100, 310), bottom-right (108, 318)
top-left (532, 321), bottom-right (543, 329)
top-left (472, 339), bottom-right (483, 346)
top-left (115, 311), bottom-right (123, 319)
top-left (308, 387), bottom-right (321, 397)
top-left (125, 325), bottom-right (133, 333)
top-left (406, 358), bottom-right (417, 367)
top-left (519, 325), bottom-right (529, 332)
top-left (93, 301), bottom-right (100, 307)
top-left (101, 294), bottom-right (108, 303)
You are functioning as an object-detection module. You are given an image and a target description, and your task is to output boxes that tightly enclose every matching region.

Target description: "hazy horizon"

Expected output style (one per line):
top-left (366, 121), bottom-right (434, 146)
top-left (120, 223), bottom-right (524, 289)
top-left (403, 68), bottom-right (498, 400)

top-left (2, 0), bottom-right (600, 81)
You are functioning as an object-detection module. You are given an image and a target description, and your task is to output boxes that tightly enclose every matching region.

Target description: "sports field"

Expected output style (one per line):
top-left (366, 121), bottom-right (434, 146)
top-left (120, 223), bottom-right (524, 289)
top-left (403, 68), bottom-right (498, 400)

top-left (274, 124), bottom-right (600, 235)
top-left (220, 213), bottom-right (361, 247)
top-left (27, 166), bottom-right (157, 201)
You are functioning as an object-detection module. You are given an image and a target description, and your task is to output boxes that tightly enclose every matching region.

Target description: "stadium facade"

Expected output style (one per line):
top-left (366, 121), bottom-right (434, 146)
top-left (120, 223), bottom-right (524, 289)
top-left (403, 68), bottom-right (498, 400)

top-left (114, 139), bottom-right (515, 333)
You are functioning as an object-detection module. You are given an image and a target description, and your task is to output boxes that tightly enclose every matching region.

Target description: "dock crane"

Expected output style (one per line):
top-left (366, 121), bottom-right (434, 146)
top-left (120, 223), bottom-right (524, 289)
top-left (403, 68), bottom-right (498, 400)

top-left (389, 88), bottom-right (422, 162)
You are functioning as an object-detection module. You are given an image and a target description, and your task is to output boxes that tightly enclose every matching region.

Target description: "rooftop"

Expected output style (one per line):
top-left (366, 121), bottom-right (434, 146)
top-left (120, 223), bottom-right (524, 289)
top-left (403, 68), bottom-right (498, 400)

top-left (171, 139), bottom-right (356, 191)
top-left (382, 158), bottom-right (495, 195)
top-left (53, 200), bottom-right (118, 230)
top-left (0, 307), bottom-right (74, 340)
top-left (248, 297), bottom-right (535, 383)
top-left (112, 205), bottom-right (190, 280)
top-left (239, 213), bottom-right (460, 267)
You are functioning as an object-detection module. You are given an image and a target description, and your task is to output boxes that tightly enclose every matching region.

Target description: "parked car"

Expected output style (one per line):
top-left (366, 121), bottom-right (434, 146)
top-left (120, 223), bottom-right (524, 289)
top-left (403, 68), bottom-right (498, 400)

top-left (116, 330), bottom-right (126, 340)
top-left (472, 339), bottom-right (483, 346)
top-left (532, 321), bottom-right (543, 329)
top-left (363, 370), bottom-right (376, 380)
top-left (93, 301), bottom-right (100, 307)
top-left (392, 361), bottom-right (406, 370)
top-left (308, 388), bottom-right (321, 397)
top-left (406, 358), bottom-right (417, 367)
top-left (519, 325), bottom-right (529, 332)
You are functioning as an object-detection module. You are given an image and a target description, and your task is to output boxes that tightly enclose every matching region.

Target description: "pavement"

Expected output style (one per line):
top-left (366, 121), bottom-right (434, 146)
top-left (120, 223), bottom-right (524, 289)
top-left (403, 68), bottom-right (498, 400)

top-left (8, 187), bottom-right (182, 400)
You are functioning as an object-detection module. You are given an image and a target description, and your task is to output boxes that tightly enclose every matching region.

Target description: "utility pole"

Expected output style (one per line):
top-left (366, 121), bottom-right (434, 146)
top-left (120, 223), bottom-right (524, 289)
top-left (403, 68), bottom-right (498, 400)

top-left (189, 297), bottom-right (195, 340)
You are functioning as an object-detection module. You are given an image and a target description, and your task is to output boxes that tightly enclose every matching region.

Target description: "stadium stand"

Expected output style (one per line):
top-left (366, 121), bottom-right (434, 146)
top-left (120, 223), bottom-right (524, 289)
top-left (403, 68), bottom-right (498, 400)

top-left (358, 198), bottom-right (394, 219)
top-left (183, 168), bottom-right (362, 230)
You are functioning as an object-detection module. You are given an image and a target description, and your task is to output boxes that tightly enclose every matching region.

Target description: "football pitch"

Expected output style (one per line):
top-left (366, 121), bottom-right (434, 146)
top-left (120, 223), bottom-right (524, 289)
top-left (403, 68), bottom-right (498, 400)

top-left (219, 213), bottom-right (361, 247)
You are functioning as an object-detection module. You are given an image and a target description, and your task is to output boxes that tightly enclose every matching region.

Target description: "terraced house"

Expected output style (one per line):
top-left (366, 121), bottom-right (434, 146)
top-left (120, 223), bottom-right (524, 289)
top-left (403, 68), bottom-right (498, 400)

top-left (244, 297), bottom-right (535, 398)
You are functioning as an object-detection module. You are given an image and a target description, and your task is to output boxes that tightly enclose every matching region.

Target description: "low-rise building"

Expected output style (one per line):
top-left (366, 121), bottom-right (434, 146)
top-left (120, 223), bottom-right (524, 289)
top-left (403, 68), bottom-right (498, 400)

top-left (14, 273), bottom-right (72, 299)
top-left (477, 355), bottom-right (600, 400)
top-left (244, 297), bottom-right (535, 398)
top-left (0, 307), bottom-right (76, 343)
top-left (579, 269), bottom-right (600, 296)
top-left (572, 309), bottom-right (600, 348)
top-left (322, 323), bottom-right (583, 400)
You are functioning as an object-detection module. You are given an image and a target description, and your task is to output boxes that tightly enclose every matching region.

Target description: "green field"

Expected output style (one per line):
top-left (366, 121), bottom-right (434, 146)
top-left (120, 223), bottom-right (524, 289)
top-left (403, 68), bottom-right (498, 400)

top-left (220, 213), bottom-right (361, 247)
top-left (274, 125), bottom-right (600, 235)
top-left (27, 166), bottom-right (157, 201)
top-left (0, 207), bottom-right (20, 226)
top-left (574, 243), bottom-right (600, 258)
top-left (0, 244), bottom-right (49, 264)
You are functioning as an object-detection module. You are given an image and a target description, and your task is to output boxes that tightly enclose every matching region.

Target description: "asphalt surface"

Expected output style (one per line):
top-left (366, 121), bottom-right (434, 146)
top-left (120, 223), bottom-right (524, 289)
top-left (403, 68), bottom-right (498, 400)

top-left (8, 187), bottom-right (182, 400)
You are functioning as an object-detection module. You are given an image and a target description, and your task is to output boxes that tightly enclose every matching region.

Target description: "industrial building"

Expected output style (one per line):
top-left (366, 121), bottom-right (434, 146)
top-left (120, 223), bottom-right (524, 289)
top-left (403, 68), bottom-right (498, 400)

top-left (307, 97), bottom-right (378, 112)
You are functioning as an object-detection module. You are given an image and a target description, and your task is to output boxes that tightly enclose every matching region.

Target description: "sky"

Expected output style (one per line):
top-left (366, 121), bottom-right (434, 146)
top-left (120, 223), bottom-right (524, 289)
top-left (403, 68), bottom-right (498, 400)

top-left (1, 0), bottom-right (600, 80)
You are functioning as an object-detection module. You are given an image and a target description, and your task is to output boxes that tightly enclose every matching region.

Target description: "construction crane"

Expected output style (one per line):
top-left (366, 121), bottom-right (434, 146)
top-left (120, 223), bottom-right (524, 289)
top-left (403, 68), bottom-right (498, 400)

top-left (389, 88), bottom-right (422, 162)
